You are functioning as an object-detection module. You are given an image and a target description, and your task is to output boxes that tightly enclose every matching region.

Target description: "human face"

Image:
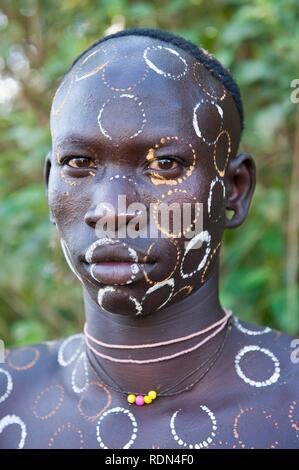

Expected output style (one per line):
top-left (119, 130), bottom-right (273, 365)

top-left (47, 35), bottom-right (241, 317)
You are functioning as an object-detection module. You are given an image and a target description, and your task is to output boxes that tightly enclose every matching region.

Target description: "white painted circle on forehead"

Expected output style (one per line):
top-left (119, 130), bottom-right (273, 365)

top-left (144, 45), bottom-right (188, 80)
top-left (234, 345), bottom-right (280, 387)
top-left (0, 415), bottom-right (27, 449)
top-left (193, 99), bottom-right (223, 146)
top-left (208, 176), bottom-right (226, 223)
top-left (96, 407), bottom-right (138, 449)
top-left (180, 230), bottom-right (211, 279)
top-left (97, 93), bottom-right (146, 141)
top-left (0, 368), bottom-right (13, 404)
top-left (101, 55), bottom-right (149, 91)
top-left (170, 406), bottom-right (217, 448)
top-left (75, 46), bottom-right (111, 82)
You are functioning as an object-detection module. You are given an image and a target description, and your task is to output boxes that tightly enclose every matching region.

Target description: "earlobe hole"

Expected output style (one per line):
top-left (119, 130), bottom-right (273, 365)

top-left (225, 209), bottom-right (235, 220)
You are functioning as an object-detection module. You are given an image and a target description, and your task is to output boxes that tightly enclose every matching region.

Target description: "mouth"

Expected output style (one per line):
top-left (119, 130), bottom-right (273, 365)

top-left (83, 240), bottom-right (156, 285)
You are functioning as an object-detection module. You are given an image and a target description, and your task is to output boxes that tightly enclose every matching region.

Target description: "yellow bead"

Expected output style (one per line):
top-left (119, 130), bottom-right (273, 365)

top-left (148, 390), bottom-right (157, 400)
top-left (127, 394), bottom-right (136, 404)
top-left (144, 395), bottom-right (152, 404)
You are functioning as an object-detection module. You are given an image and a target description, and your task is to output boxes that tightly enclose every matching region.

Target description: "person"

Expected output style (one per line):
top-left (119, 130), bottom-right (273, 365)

top-left (0, 28), bottom-right (298, 450)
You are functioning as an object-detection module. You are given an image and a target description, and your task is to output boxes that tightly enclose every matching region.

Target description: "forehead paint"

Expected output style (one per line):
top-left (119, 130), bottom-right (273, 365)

top-left (96, 407), bottom-right (138, 449)
top-left (147, 137), bottom-right (196, 186)
top-left (78, 381), bottom-right (112, 423)
top-left (97, 94), bottom-right (147, 142)
top-left (74, 44), bottom-right (117, 82)
top-left (152, 188), bottom-right (201, 238)
top-left (180, 230), bottom-right (211, 280)
top-left (234, 345), bottom-right (280, 388)
top-left (0, 415), bottom-right (27, 449)
top-left (101, 55), bottom-right (149, 92)
top-left (170, 406), bottom-right (217, 448)
top-left (48, 423), bottom-right (85, 449)
top-left (207, 177), bottom-right (225, 223)
top-left (193, 99), bottom-right (223, 146)
top-left (51, 73), bottom-right (74, 117)
top-left (233, 408), bottom-right (279, 449)
top-left (192, 62), bottom-right (226, 101)
top-left (213, 130), bottom-right (231, 177)
top-left (143, 45), bottom-right (188, 80)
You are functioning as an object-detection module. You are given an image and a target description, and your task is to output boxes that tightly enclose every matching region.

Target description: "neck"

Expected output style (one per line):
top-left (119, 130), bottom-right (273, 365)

top-left (83, 261), bottom-right (228, 395)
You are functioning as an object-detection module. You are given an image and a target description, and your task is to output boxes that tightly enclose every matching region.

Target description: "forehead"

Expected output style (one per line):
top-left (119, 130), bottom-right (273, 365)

top-left (51, 35), bottom-right (239, 146)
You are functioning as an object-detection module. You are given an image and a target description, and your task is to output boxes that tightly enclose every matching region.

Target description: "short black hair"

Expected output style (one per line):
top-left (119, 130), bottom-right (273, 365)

top-left (70, 27), bottom-right (244, 130)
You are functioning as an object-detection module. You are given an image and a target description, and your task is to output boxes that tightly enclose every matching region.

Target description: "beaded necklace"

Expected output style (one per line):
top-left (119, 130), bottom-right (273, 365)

top-left (85, 314), bottom-right (232, 406)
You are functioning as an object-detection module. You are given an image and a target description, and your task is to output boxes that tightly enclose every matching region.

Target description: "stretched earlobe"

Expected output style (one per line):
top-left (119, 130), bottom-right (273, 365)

top-left (224, 153), bottom-right (256, 228)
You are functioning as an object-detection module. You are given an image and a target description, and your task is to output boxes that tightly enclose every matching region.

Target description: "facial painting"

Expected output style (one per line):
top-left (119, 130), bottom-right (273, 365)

top-left (48, 35), bottom-right (241, 317)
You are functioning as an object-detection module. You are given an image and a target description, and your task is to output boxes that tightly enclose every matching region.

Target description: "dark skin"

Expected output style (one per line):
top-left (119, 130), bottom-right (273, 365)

top-left (0, 35), bottom-right (298, 449)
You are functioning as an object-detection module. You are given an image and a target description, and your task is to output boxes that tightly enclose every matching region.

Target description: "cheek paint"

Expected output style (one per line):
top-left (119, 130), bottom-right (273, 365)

top-left (180, 230), bottom-right (211, 280)
top-left (146, 137), bottom-right (196, 186)
top-left (207, 176), bottom-right (225, 223)
top-left (60, 239), bottom-right (83, 283)
top-left (213, 130), bottom-right (231, 177)
top-left (141, 277), bottom-right (175, 312)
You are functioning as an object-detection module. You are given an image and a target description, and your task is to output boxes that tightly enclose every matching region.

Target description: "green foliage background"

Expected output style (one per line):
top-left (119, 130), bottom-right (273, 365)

top-left (0, 0), bottom-right (298, 346)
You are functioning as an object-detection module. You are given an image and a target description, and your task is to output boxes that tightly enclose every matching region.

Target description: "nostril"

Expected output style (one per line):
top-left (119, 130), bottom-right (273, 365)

top-left (84, 212), bottom-right (98, 228)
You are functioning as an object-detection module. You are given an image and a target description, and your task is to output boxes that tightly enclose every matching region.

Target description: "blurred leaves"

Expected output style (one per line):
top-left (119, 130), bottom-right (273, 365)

top-left (0, 0), bottom-right (298, 345)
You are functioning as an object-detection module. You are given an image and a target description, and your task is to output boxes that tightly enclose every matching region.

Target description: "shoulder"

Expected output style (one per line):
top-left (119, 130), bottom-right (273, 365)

top-left (232, 315), bottom-right (299, 388)
top-left (230, 316), bottom-right (299, 446)
top-left (0, 333), bottom-right (84, 414)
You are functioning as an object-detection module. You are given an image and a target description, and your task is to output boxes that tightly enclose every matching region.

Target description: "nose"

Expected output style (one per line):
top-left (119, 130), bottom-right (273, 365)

top-left (84, 176), bottom-right (144, 234)
top-left (84, 206), bottom-right (140, 230)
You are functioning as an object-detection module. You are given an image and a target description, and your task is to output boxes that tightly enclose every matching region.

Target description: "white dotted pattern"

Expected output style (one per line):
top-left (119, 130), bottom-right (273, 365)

top-left (170, 406), bottom-right (217, 448)
top-left (96, 407), bottom-right (138, 449)
top-left (234, 345), bottom-right (280, 387)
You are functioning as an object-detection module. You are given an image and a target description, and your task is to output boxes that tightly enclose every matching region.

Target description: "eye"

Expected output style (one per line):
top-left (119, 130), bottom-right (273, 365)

top-left (148, 158), bottom-right (179, 171)
top-left (65, 157), bottom-right (96, 169)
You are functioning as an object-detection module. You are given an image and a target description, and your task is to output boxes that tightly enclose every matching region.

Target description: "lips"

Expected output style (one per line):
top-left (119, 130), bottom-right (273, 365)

top-left (83, 239), bottom-right (155, 285)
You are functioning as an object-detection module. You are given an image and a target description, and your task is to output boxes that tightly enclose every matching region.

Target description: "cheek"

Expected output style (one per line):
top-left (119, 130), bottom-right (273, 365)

top-left (47, 168), bottom-right (92, 228)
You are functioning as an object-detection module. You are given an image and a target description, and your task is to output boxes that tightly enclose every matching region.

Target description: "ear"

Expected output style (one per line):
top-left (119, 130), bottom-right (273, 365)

top-left (224, 153), bottom-right (256, 228)
top-left (44, 151), bottom-right (56, 225)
